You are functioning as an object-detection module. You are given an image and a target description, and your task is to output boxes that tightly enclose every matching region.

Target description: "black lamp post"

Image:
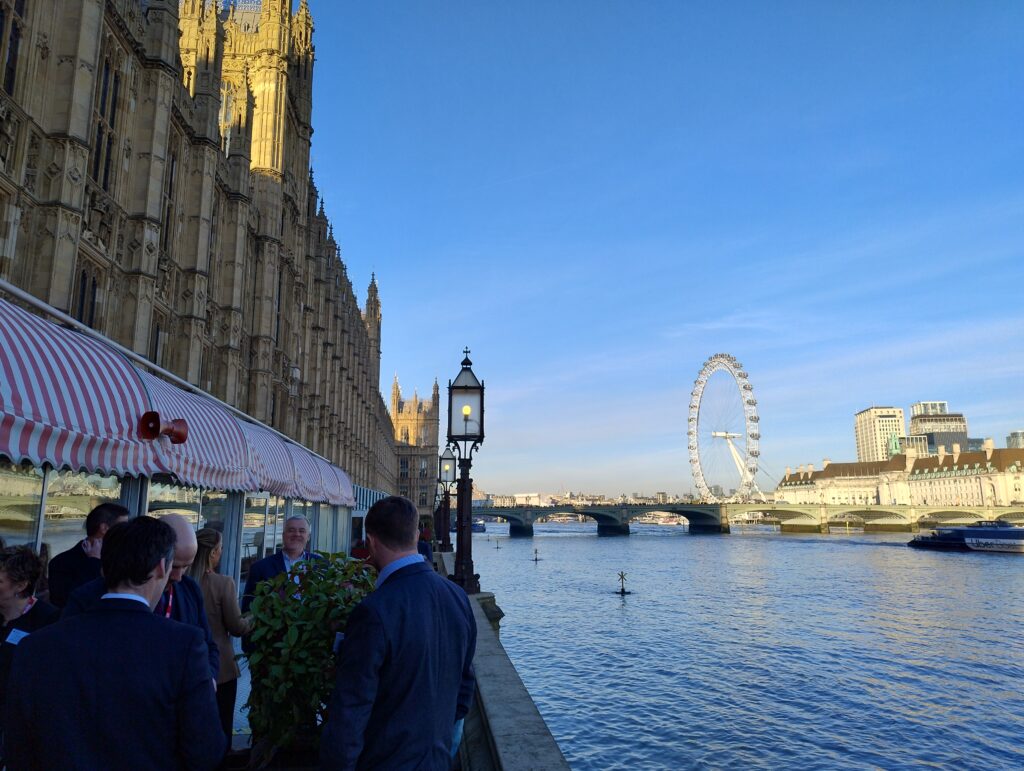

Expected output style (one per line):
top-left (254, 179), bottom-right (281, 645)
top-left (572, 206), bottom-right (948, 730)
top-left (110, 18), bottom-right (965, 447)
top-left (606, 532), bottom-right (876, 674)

top-left (447, 349), bottom-right (483, 594)
top-left (437, 448), bottom-right (456, 553)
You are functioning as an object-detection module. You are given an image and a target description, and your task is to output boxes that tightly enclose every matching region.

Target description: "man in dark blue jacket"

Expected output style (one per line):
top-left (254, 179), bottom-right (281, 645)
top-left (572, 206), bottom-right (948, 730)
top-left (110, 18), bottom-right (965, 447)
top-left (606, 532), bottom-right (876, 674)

top-left (241, 514), bottom-right (318, 613)
top-left (320, 496), bottom-right (477, 769)
top-left (63, 514), bottom-right (219, 681)
top-left (5, 516), bottom-right (225, 770)
top-left (46, 502), bottom-right (129, 608)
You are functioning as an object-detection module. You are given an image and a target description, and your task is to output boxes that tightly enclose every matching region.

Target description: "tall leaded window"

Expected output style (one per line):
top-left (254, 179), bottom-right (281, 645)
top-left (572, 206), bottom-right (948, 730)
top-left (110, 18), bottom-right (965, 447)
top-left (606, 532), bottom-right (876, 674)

top-left (89, 47), bottom-right (122, 192)
top-left (0, 0), bottom-right (25, 96)
top-left (72, 263), bottom-right (102, 329)
top-left (160, 143), bottom-right (178, 254)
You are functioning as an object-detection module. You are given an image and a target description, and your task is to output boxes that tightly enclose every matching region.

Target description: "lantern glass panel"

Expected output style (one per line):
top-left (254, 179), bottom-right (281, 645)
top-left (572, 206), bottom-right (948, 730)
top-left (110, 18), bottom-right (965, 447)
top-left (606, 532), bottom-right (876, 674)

top-left (439, 450), bottom-right (456, 483)
top-left (449, 390), bottom-right (482, 441)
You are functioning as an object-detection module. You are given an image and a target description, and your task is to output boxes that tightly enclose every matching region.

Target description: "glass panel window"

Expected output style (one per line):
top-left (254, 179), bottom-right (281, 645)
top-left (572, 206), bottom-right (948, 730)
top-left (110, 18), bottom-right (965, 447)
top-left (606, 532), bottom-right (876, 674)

top-left (0, 459), bottom-right (44, 548)
top-left (43, 469), bottom-right (121, 556)
top-left (316, 506), bottom-right (334, 553)
top-left (241, 494), bottom-right (269, 586)
top-left (267, 496), bottom-right (285, 557)
top-left (199, 490), bottom-right (229, 531)
top-left (148, 480), bottom-right (203, 529)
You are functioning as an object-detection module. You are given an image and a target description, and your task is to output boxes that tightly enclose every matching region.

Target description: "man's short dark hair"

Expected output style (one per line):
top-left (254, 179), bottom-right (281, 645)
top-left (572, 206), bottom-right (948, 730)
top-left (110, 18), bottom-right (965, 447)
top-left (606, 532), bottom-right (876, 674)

top-left (101, 516), bottom-right (176, 590)
top-left (365, 496), bottom-right (419, 551)
top-left (0, 547), bottom-right (44, 599)
top-left (85, 502), bottom-right (130, 537)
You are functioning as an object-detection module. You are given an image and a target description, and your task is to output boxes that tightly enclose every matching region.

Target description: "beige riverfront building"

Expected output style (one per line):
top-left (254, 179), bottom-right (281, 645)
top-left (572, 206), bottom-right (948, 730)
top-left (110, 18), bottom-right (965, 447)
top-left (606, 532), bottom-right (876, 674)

top-left (0, 0), bottom-right (413, 493)
top-left (777, 441), bottom-right (1024, 508)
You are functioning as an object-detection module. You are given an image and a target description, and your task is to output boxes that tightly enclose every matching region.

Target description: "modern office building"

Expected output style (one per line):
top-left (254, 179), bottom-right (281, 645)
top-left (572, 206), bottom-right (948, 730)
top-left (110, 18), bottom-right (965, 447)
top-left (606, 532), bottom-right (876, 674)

top-left (1008, 431), bottom-right (1024, 450)
top-left (854, 407), bottom-right (906, 463)
top-left (910, 401), bottom-right (949, 417)
top-left (894, 434), bottom-right (930, 457)
top-left (909, 412), bottom-right (969, 455)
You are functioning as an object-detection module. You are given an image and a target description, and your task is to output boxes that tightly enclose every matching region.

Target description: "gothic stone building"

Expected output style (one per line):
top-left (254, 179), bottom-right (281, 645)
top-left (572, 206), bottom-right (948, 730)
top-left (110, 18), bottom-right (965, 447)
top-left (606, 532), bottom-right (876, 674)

top-left (391, 376), bottom-right (440, 519)
top-left (0, 0), bottom-right (396, 493)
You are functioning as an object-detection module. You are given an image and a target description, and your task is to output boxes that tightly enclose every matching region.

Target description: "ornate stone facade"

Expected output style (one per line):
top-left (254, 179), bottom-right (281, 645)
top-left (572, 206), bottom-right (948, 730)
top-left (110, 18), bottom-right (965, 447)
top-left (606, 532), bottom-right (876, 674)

top-left (391, 376), bottom-right (440, 518)
top-left (0, 0), bottom-right (396, 493)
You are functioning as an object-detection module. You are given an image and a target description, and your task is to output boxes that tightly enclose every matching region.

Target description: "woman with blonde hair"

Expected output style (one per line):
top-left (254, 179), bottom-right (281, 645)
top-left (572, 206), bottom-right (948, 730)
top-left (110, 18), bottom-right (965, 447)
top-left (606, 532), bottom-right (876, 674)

top-left (189, 527), bottom-right (251, 740)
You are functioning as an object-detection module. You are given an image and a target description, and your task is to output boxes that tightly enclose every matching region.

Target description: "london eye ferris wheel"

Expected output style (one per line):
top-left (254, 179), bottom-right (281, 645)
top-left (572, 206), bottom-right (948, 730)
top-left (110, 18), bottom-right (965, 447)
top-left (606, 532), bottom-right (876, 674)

top-left (688, 353), bottom-right (763, 503)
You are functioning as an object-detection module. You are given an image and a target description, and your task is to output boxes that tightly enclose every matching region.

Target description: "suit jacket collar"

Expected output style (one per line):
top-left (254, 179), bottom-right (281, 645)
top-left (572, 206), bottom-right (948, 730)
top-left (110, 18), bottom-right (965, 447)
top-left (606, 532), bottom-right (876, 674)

top-left (379, 559), bottom-right (431, 588)
top-left (96, 597), bottom-right (154, 614)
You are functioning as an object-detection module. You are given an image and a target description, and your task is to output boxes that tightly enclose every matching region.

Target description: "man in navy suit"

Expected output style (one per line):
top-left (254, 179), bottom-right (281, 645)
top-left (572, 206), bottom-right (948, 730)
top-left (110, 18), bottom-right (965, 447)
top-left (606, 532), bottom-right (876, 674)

top-left (5, 516), bottom-right (225, 770)
top-left (320, 496), bottom-right (477, 769)
top-left (46, 503), bottom-right (129, 608)
top-left (63, 514), bottom-right (219, 681)
top-left (241, 515), bottom-right (318, 613)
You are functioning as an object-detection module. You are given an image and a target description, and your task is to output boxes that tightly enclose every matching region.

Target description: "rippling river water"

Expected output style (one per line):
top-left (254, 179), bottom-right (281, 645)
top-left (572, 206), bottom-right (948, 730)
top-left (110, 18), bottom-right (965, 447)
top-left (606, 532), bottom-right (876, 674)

top-left (472, 523), bottom-right (1024, 770)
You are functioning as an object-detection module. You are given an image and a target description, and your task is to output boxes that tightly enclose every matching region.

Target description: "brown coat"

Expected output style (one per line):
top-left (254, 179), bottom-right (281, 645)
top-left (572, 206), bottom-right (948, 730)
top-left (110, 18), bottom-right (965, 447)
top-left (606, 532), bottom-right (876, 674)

top-left (200, 571), bottom-right (251, 684)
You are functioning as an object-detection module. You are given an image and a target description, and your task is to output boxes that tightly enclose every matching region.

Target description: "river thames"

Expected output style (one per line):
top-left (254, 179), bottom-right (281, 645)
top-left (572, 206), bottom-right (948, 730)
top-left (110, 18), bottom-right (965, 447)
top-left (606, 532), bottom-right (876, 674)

top-left (472, 522), bottom-right (1024, 770)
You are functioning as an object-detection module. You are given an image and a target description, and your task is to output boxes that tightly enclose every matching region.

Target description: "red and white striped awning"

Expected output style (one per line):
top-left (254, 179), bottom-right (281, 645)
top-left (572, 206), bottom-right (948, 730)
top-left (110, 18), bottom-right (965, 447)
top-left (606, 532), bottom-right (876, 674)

top-left (313, 455), bottom-right (356, 507)
top-left (0, 300), bottom-right (159, 478)
top-left (277, 443), bottom-right (353, 506)
top-left (237, 419), bottom-right (355, 506)
top-left (236, 418), bottom-right (298, 499)
top-left (137, 371), bottom-right (252, 491)
top-left (1, 295), bottom-right (358, 504)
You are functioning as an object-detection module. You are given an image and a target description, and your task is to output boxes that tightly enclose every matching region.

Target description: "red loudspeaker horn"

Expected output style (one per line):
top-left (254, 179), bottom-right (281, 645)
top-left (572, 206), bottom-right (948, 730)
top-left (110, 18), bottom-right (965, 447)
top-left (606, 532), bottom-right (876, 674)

top-left (139, 411), bottom-right (189, 444)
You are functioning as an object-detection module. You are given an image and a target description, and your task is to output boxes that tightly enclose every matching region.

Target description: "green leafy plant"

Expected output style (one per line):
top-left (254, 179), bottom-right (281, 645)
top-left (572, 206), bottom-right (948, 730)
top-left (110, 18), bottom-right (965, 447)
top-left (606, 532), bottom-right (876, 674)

top-left (244, 552), bottom-right (376, 766)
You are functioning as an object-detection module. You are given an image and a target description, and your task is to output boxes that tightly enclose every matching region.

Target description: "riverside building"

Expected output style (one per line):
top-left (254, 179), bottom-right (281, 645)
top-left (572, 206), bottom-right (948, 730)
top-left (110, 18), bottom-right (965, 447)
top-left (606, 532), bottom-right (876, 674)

top-left (777, 441), bottom-right (1024, 507)
top-left (908, 409), bottom-right (969, 456)
top-left (854, 407), bottom-right (906, 463)
top-left (0, 1), bottom-right (411, 574)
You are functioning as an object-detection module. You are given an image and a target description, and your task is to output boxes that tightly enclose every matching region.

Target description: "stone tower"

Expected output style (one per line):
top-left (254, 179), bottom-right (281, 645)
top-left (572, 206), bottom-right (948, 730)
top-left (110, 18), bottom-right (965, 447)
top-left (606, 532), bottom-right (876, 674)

top-left (364, 274), bottom-right (382, 389)
top-left (392, 377), bottom-right (442, 518)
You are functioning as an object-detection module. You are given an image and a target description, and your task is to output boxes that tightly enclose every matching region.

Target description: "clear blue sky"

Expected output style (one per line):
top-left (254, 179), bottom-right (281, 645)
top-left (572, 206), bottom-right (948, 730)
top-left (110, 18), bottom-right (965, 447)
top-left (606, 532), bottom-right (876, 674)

top-left (306, 0), bottom-right (1024, 497)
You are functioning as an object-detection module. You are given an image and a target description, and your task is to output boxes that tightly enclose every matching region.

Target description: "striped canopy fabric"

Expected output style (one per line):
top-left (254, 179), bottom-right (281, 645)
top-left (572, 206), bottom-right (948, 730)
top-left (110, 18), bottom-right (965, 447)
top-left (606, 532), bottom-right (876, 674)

top-left (286, 441), bottom-right (327, 503)
top-left (1, 295), bottom-right (358, 503)
top-left (312, 455), bottom-right (356, 507)
top-left (137, 371), bottom-right (252, 491)
top-left (0, 299), bottom-right (159, 477)
top-left (236, 418), bottom-right (298, 498)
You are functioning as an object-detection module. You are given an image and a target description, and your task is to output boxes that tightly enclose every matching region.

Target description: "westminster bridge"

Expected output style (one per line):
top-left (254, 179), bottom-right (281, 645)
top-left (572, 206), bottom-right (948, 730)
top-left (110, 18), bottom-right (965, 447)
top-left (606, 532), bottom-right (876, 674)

top-left (486, 503), bottom-right (1024, 536)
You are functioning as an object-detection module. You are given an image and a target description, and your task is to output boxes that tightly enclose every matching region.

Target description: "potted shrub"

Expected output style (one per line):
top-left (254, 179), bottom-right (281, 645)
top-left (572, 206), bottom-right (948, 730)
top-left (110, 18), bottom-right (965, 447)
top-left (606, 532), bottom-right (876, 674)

top-left (244, 552), bottom-right (376, 768)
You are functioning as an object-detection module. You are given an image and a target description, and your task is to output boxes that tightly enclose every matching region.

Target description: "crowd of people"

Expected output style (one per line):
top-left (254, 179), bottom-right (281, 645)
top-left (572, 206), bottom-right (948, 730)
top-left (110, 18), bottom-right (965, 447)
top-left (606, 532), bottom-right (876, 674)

top-left (0, 495), bottom-right (477, 770)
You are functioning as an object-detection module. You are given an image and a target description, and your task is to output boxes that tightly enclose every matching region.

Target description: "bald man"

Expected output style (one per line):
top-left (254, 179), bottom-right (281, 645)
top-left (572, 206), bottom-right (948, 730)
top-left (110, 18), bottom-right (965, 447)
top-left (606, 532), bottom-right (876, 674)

top-left (63, 514), bottom-right (220, 681)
